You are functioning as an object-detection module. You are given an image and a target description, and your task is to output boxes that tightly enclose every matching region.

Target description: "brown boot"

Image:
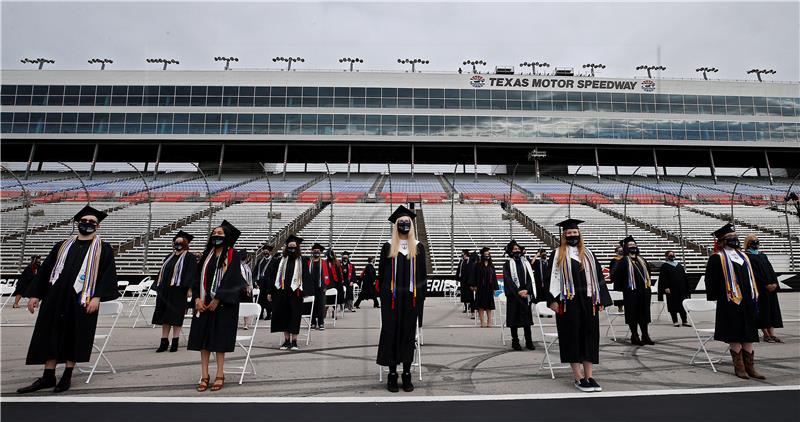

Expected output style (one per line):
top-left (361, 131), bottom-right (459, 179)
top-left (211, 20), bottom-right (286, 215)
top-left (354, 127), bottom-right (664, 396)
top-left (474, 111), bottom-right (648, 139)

top-left (729, 349), bottom-right (749, 379)
top-left (742, 350), bottom-right (766, 380)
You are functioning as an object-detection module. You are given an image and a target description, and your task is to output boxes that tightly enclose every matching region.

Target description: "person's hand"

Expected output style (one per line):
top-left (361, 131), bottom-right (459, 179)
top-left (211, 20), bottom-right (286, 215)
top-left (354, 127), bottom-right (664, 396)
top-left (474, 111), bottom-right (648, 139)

top-left (767, 284), bottom-right (778, 292)
top-left (208, 298), bottom-right (220, 311)
top-left (267, 294), bottom-right (272, 302)
top-left (598, 305), bottom-right (605, 312)
top-left (665, 288), bottom-right (671, 295)
top-left (27, 298), bottom-right (39, 314)
top-left (518, 289), bottom-right (528, 298)
top-left (85, 297), bottom-right (101, 314)
top-left (548, 302), bottom-right (559, 313)
top-left (186, 290), bottom-right (193, 299)
top-left (470, 287), bottom-right (477, 292)
top-left (195, 298), bottom-right (206, 313)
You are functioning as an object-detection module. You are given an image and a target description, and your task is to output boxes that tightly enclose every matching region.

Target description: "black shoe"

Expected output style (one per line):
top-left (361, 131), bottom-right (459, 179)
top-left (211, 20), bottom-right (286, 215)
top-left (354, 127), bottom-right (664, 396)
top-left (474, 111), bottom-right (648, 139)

top-left (511, 339), bottom-right (522, 351)
top-left (311, 323), bottom-right (318, 330)
top-left (681, 323), bottom-right (692, 327)
top-left (290, 340), bottom-right (299, 351)
top-left (53, 376), bottom-right (71, 393)
top-left (630, 333), bottom-right (642, 346)
top-left (156, 338), bottom-right (169, 353)
top-left (279, 340), bottom-right (291, 350)
top-left (641, 334), bottom-right (655, 346)
top-left (17, 377), bottom-right (56, 394)
top-left (462, 309), bottom-right (467, 313)
top-left (525, 340), bottom-right (535, 351)
top-left (574, 378), bottom-right (593, 393)
top-left (169, 337), bottom-right (179, 353)
top-left (387, 373), bottom-right (399, 393)
top-left (375, 304), bottom-right (380, 308)
top-left (318, 324), bottom-right (325, 331)
top-left (587, 377), bottom-right (602, 392)
top-left (401, 372), bottom-right (414, 392)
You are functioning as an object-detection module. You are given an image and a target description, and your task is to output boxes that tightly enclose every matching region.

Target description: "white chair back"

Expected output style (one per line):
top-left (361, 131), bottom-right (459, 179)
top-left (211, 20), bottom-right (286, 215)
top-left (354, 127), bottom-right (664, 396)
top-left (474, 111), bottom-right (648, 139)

top-left (608, 290), bottom-right (624, 301)
top-left (238, 302), bottom-right (261, 319)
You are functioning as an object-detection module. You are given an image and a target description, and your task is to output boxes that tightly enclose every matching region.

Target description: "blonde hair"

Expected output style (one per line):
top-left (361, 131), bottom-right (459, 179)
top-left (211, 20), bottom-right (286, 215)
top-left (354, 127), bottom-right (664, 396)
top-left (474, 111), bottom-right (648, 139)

top-left (557, 230), bottom-right (586, 270)
top-left (389, 219), bottom-right (418, 259)
top-left (744, 233), bottom-right (759, 250)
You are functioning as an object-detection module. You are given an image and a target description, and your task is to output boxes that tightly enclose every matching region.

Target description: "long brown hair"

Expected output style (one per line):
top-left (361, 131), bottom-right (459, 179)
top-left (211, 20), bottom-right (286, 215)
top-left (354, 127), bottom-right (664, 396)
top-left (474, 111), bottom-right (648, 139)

top-left (556, 230), bottom-right (586, 270)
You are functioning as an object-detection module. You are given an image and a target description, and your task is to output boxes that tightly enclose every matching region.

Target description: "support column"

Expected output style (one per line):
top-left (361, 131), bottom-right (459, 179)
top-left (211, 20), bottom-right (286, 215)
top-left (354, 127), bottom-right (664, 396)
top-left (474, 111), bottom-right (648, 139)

top-left (709, 149), bottom-right (717, 184)
top-left (88, 143), bottom-right (99, 180)
top-left (217, 144), bottom-right (225, 181)
top-left (410, 144), bottom-right (415, 182)
top-left (473, 144), bottom-right (478, 182)
top-left (282, 144), bottom-right (289, 181)
top-left (764, 150), bottom-right (774, 185)
top-left (652, 148), bottom-right (660, 183)
top-left (347, 144), bottom-right (352, 182)
top-left (152, 143), bottom-right (162, 181)
top-left (24, 143), bottom-right (36, 180)
top-left (594, 147), bottom-right (601, 182)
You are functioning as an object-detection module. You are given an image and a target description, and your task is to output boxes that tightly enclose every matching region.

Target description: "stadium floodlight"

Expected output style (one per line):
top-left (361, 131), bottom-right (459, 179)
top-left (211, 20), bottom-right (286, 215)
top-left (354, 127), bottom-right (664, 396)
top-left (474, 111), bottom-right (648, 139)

top-left (87, 58), bottom-right (113, 70)
top-left (339, 57), bottom-right (364, 72)
top-left (747, 68), bottom-right (776, 82)
top-left (519, 61), bottom-right (549, 75)
top-left (527, 148), bottom-right (547, 183)
top-left (462, 60), bottom-right (487, 74)
top-left (214, 56), bottom-right (239, 70)
top-left (20, 58), bottom-right (55, 70)
top-left (695, 67), bottom-right (718, 80)
top-left (397, 58), bottom-right (429, 73)
top-left (582, 63), bottom-right (606, 77)
top-left (272, 56), bottom-right (305, 71)
top-left (146, 58), bottom-right (179, 70)
top-left (635, 64), bottom-right (666, 78)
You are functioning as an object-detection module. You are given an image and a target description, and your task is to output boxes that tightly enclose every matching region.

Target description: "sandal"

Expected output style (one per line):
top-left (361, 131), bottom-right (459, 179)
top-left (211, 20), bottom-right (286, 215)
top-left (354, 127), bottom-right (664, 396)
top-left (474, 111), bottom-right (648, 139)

top-left (196, 377), bottom-right (210, 392)
top-left (210, 376), bottom-right (225, 391)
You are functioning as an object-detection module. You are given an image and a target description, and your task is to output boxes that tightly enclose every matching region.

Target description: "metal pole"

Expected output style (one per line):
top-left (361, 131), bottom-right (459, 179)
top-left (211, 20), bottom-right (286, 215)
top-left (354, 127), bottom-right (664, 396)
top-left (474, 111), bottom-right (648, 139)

top-left (190, 163), bottom-right (214, 234)
top-left (652, 148), bottom-right (660, 184)
top-left (594, 147), bottom-right (601, 182)
top-left (730, 167), bottom-right (755, 223)
top-left (56, 162), bottom-right (91, 205)
top-left (260, 163), bottom-right (275, 241)
top-left (89, 143), bottom-right (100, 181)
top-left (784, 173), bottom-right (800, 271)
top-left (623, 166), bottom-right (644, 236)
top-left (450, 163), bottom-right (459, 273)
top-left (1, 166), bottom-right (31, 271)
top-left (567, 165), bottom-right (584, 218)
top-left (217, 144), bottom-right (225, 181)
top-left (347, 144), bottom-right (352, 182)
top-left (24, 143), bottom-right (36, 180)
top-left (152, 143), bottom-right (162, 182)
top-left (282, 144), bottom-right (288, 181)
top-left (324, 162), bottom-right (334, 247)
top-left (677, 167), bottom-right (697, 264)
top-left (410, 144), bottom-right (415, 182)
top-left (126, 163), bottom-right (152, 273)
top-left (709, 149), bottom-right (717, 184)
top-left (473, 144), bottom-right (478, 182)
top-left (764, 150), bottom-right (774, 185)
top-left (509, 163), bottom-right (519, 239)
top-left (387, 163), bottom-right (393, 212)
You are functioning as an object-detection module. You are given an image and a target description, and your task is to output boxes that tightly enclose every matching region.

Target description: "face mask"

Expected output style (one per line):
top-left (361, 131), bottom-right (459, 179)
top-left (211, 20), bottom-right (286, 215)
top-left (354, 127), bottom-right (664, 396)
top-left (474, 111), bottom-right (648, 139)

top-left (312, 251), bottom-right (321, 258)
top-left (725, 237), bottom-right (740, 248)
top-left (78, 221), bottom-right (96, 235)
top-left (628, 247), bottom-right (639, 255)
top-left (667, 255), bottom-right (675, 261)
top-left (397, 221), bottom-right (411, 234)
top-left (174, 243), bottom-right (184, 251)
top-left (287, 247), bottom-right (297, 255)
top-left (565, 236), bottom-right (580, 247)
top-left (342, 257), bottom-right (349, 262)
top-left (512, 251), bottom-right (523, 259)
top-left (482, 255), bottom-right (490, 261)
top-left (749, 241), bottom-right (759, 250)
top-left (210, 235), bottom-right (225, 246)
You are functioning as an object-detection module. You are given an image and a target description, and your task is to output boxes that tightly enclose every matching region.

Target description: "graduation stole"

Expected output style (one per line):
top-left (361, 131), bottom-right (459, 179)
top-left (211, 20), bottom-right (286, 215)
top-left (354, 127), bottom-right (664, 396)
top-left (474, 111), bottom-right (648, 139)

top-left (625, 256), bottom-right (651, 290)
top-left (548, 247), bottom-right (601, 314)
top-left (344, 262), bottom-right (354, 281)
top-left (390, 255), bottom-right (416, 310)
top-left (509, 258), bottom-right (537, 298)
top-left (156, 252), bottom-right (187, 287)
top-left (276, 256), bottom-right (303, 292)
top-left (200, 248), bottom-right (232, 302)
top-left (256, 257), bottom-right (271, 280)
top-left (49, 235), bottom-right (102, 305)
top-left (308, 259), bottom-right (332, 287)
top-left (718, 250), bottom-right (759, 305)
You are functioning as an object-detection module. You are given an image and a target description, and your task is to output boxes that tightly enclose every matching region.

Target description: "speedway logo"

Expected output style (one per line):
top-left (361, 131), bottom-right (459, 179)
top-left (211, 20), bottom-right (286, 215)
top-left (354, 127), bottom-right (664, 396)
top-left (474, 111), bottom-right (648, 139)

top-left (469, 75), bottom-right (486, 88)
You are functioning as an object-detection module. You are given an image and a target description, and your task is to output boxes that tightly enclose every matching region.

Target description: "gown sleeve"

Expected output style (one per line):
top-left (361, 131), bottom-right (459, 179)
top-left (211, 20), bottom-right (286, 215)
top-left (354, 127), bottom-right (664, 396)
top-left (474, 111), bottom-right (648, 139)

top-left (502, 261), bottom-right (515, 299)
top-left (416, 242), bottom-right (428, 302)
top-left (704, 254), bottom-right (722, 302)
top-left (657, 263), bottom-right (669, 295)
top-left (377, 242), bottom-right (391, 294)
top-left (302, 256), bottom-right (315, 297)
top-left (25, 241), bottom-right (62, 300)
top-left (93, 242), bottom-right (121, 302)
top-left (611, 256), bottom-right (628, 291)
top-left (181, 252), bottom-right (199, 290)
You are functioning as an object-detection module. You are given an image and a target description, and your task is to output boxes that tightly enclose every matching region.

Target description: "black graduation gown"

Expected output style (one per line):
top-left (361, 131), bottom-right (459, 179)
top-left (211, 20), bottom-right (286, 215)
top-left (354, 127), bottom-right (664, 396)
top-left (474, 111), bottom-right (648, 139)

top-left (25, 238), bottom-right (119, 365)
top-left (377, 242), bottom-right (427, 366)
top-left (151, 252), bottom-right (198, 326)
top-left (473, 262), bottom-right (497, 310)
top-left (13, 263), bottom-right (37, 297)
top-left (456, 258), bottom-right (474, 304)
top-left (268, 256), bottom-right (314, 334)
top-left (544, 252), bottom-right (612, 364)
top-left (342, 262), bottom-right (356, 301)
top-left (657, 262), bottom-right (690, 314)
top-left (611, 257), bottom-right (652, 325)
top-left (704, 253), bottom-right (759, 343)
top-left (187, 249), bottom-right (246, 353)
top-left (532, 258), bottom-right (549, 298)
top-left (256, 256), bottom-right (277, 314)
top-left (358, 263), bottom-right (377, 300)
top-left (502, 259), bottom-right (534, 328)
top-left (747, 252), bottom-right (782, 329)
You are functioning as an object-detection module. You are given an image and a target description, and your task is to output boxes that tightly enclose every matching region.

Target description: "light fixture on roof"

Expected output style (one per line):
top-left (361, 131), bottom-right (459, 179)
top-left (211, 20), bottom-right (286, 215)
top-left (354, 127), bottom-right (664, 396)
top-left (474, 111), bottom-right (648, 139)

top-left (746, 68), bottom-right (776, 82)
top-left (581, 63), bottom-right (606, 77)
top-left (695, 67), bottom-right (718, 80)
top-left (214, 56), bottom-right (239, 70)
top-left (20, 57), bottom-right (55, 70)
top-left (339, 57), bottom-right (364, 72)
top-left (397, 58), bottom-right (429, 73)
top-left (519, 61), bottom-right (549, 76)
top-left (272, 56), bottom-right (305, 71)
top-left (635, 64), bottom-right (666, 78)
top-left (146, 58), bottom-right (179, 70)
top-left (462, 59), bottom-right (487, 74)
top-left (88, 58), bottom-right (113, 70)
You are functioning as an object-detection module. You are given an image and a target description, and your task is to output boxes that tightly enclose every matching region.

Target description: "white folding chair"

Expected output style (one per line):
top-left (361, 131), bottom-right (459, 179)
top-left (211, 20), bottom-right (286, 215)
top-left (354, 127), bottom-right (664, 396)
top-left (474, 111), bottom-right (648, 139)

top-left (604, 290), bottom-right (627, 342)
top-left (324, 288), bottom-right (338, 327)
top-left (79, 301), bottom-right (123, 383)
top-left (123, 284), bottom-right (143, 315)
top-left (225, 302), bottom-right (261, 384)
top-left (117, 280), bottom-right (129, 297)
top-left (496, 295), bottom-right (510, 345)
top-left (378, 332), bottom-right (423, 382)
top-left (252, 288), bottom-right (260, 304)
top-left (298, 295), bottom-right (315, 346)
top-left (535, 301), bottom-right (569, 379)
top-left (353, 283), bottom-right (361, 301)
top-left (683, 298), bottom-right (720, 373)
top-left (0, 284), bottom-right (18, 323)
top-left (132, 289), bottom-right (158, 328)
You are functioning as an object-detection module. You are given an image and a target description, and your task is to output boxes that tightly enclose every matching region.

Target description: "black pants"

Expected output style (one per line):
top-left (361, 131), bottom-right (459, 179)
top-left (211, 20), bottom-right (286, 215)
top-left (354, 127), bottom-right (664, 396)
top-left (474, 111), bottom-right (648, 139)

top-left (629, 322), bottom-right (650, 336)
top-left (355, 292), bottom-right (380, 308)
top-left (312, 292), bottom-right (326, 326)
top-left (670, 310), bottom-right (687, 324)
top-left (511, 326), bottom-right (532, 342)
top-left (389, 361), bottom-right (412, 375)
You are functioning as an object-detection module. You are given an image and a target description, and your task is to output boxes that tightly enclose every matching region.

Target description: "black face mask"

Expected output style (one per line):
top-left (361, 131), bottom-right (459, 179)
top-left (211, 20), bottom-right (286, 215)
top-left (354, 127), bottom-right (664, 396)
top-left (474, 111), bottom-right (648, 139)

top-left (312, 251), bottom-right (321, 258)
top-left (482, 254), bottom-right (491, 261)
top-left (174, 243), bottom-right (184, 251)
top-left (628, 247), bottom-right (640, 255)
top-left (77, 221), bottom-right (96, 235)
top-left (397, 221), bottom-right (411, 234)
top-left (667, 255), bottom-right (676, 261)
top-left (565, 236), bottom-right (580, 247)
top-left (210, 235), bottom-right (225, 246)
top-left (725, 237), bottom-right (740, 248)
top-left (287, 247), bottom-right (297, 255)
top-left (512, 251), bottom-right (523, 259)
top-left (342, 258), bottom-right (349, 263)
top-left (749, 241), bottom-right (759, 250)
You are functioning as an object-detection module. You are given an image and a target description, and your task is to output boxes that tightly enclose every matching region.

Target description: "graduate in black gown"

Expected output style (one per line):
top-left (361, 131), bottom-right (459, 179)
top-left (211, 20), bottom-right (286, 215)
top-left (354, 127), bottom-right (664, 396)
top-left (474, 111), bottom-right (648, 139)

top-left (354, 256), bottom-right (379, 308)
top-left (544, 219), bottom-right (612, 393)
top-left (744, 234), bottom-right (783, 343)
top-left (608, 246), bottom-right (625, 312)
top-left (611, 236), bottom-right (655, 346)
top-left (18, 205), bottom-right (119, 394)
top-left (152, 230), bottom-right (198, 353)
top-left (12, 255), bottom-right (40, 308)
top-left (377, 205), bottom-right (427, 393)
top-left (502, 240), bottom-right (535, 351)
top-left (268, 235), bottom-right (314, 351)
top-left (705, 224), bottom-right (765, 380)
top-left (341, 251), bottom-right (357, 312)
top-left (473, 247), bottom-right (498, 328)
top-left (255, 246), bottom-right (276, 320)
top-left (455, 249), bottom-right (474, 315)
top-left (532, 248), bottom-right (549, 295)
top-left (308, 243), bottom-right (331, 330)
top-left (188, 220), bottom-right (247, 392)
top-left (657, 250), bottom-right (691, 327)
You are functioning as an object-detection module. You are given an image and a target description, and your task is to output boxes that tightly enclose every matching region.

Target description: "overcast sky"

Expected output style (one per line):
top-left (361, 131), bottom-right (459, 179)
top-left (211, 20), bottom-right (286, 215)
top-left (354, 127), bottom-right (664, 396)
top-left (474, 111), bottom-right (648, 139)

top-left (1, 1), bottom-right (798, 81)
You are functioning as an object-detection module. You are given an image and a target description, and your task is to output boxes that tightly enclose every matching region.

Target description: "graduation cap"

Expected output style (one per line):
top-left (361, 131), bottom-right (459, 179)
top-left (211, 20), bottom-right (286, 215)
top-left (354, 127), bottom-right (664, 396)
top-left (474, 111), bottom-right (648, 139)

top-left (311, 243), bottom-right (325, 251)
top-left (341, 251), bottom-right (351, 256)
top-left (713, 223), bottom-right (736, 239)
top-left (264, 245), bottom-right (275, 252)
top-left (619, 235), bottom-right (636, 246)
top-left (173, 230), bottom-right (194, 243)
top-left (219, 220), bottom-right (241, 246)
top-left (480, 246), bottom-right (491, 254)
top-left (505, 240), bottom-right (521, 255)
top-left (388, 205), bottom-right (416, 223)
top-left (555, 218), bottom-right (584, 230)
top-left (461, 249), bottom-right (472, 255)
top-left (73, 205), bottom-right (108, 223)
top-left (285, 234), bottom-right (304, 245)
top-left (238, 249), bottom-right (249, 259)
